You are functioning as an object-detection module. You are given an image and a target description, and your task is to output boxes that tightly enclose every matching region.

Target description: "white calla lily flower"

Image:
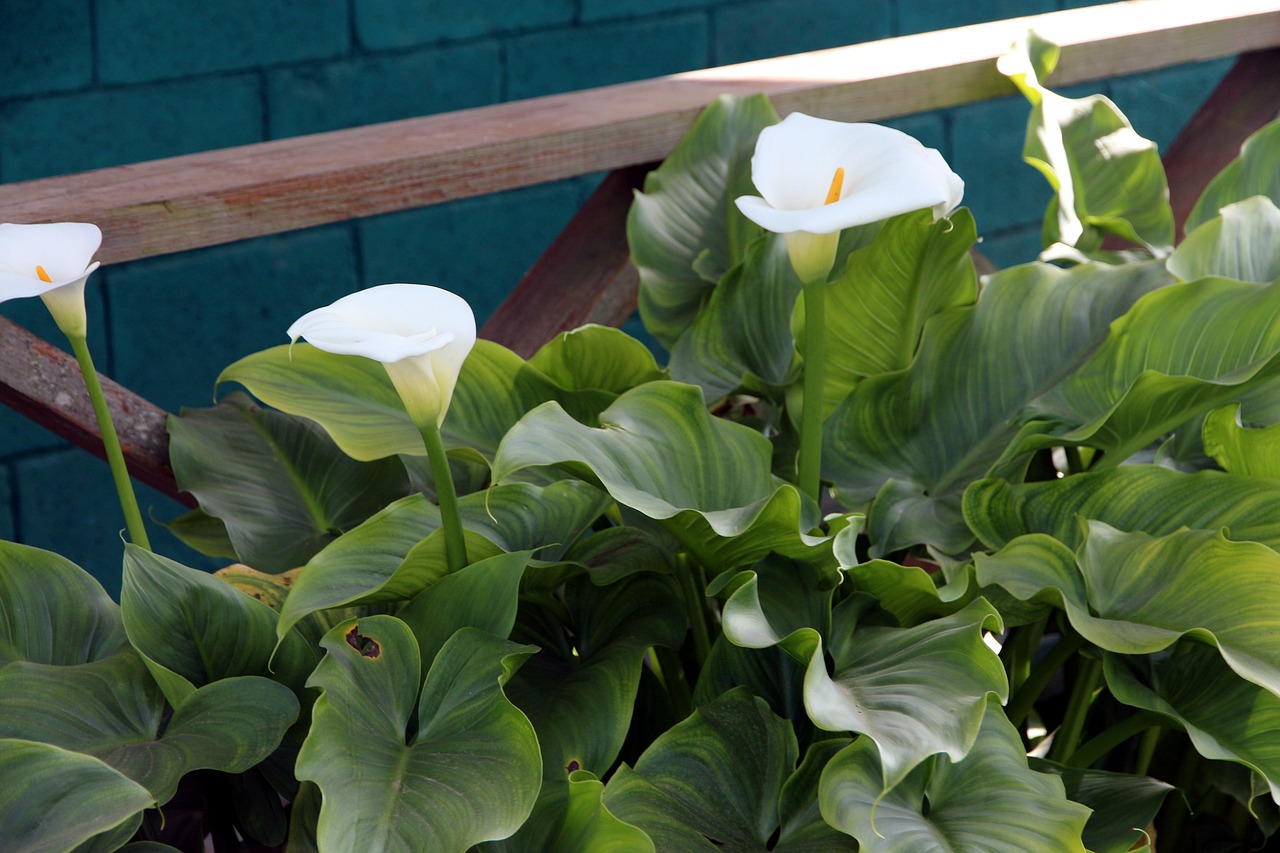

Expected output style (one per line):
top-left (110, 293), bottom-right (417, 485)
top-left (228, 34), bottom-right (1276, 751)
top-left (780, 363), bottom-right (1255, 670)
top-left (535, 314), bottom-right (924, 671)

top-left (735, 113), bottom-right (964, 282)
top-left (288, 283), bottom-right (476, 429)
top-left (0, 222), bottom-right (103, 337)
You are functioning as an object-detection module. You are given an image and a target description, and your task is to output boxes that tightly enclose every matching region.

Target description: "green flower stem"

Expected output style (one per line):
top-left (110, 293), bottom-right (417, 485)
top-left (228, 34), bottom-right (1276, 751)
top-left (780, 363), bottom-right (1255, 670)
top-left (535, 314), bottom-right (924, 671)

top-left (676, 554), bottom-right (712, 666)
top-left (1007, 630), bottom-right (1086, 728)
top-left (1049, 656), bottom-right (1102, 763)
top-left (649, 646), bottom-right (693, 721)
top-left (797, 278), bottom-right (827, 502)
top-left (418, 421), bottom-right (468, 573)
top-left (1134, 724), bottom-right (1162, 776)
top-left (1063, 446), bottom-right (1085, 475)
top-left (67, 333), bottom-right (151, 551)
top-left (1065, 710), bottom-right (1164, 769)
top-left (1006, 616), bottom-right (1048, 696)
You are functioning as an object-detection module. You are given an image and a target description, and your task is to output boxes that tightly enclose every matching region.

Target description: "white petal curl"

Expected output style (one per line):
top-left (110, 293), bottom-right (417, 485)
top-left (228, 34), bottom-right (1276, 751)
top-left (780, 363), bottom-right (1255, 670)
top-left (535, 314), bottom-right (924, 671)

top-left (734, 113), bottom-right (964, 235)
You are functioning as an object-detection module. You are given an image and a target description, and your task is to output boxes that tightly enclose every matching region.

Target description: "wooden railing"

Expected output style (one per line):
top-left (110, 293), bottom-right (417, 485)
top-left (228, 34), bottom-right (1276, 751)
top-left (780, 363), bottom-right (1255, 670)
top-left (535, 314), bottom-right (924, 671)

top-left (2, 0), bottom-right (1280, 505)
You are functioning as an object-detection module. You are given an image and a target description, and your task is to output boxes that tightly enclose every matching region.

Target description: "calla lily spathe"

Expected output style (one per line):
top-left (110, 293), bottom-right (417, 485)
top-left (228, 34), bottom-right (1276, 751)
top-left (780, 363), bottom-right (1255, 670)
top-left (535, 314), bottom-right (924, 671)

top-left (735, 113), bottom-right (964, 282)
top-left (288, 283), bottom-right (476, 429)
top-left (0, 222), bottom-right (103, 337)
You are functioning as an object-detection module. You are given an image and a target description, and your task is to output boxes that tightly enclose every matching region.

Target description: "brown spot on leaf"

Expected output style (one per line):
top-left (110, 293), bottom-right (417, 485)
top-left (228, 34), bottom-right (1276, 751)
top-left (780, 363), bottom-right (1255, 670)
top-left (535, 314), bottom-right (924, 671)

top-left (345, 625), bottom-right (381, 658)
top-left (565, 759), bottom-right (581, 773)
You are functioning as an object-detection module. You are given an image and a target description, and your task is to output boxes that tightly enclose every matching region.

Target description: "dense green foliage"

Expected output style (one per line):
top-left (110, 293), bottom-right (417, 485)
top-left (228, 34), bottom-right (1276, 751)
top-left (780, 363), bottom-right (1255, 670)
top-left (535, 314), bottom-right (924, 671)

top-left (7, 35), bottom-right (1280, 851)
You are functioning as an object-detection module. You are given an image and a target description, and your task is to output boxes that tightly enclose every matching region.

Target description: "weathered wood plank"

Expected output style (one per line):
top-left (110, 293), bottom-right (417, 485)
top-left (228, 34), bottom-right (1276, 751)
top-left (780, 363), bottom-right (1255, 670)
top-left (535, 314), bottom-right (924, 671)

top-left (1163, 46), bottom-right (1280, 237)
top-left (0, 317), bottom-right (192, 506)
top-left (2, 0), bottom-right (1276, 264)
top-left (480, 165), bottom-right (649, 357)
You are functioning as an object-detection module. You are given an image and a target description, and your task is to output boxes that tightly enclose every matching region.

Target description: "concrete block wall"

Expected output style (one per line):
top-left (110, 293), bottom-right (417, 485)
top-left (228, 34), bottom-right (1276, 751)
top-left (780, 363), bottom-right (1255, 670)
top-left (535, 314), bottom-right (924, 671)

top-left (0, 0), bottom-right (1233, 591)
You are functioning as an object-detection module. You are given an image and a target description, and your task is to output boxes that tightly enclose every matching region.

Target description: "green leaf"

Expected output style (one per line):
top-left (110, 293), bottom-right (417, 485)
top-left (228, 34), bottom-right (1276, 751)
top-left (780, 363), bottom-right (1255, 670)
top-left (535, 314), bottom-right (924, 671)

top-left (121, 545), bottom-right (317, 708)
top-left (668, 231), bottom-right (801, 401)
top-left (396, 549), bottom-right (530, 670)
top-left (167, 392), bottom-right (411, 571)
top-left (0, 540), bottom-right (124, 668)
top-left (718, 554), bottom-right (838, 657)
top-left (1106, 645), bottom-right (1280, 802)
top-left (1203, 403), bottom-right (1280, 478)
top-left (0, 648), bottom-right (298, 803)
top-left (162, 507), bottom-right (239, 561)
top-left (964, 465), bottom-right (1280, 551)
top-left (721, 566), bottom-right (1006, 790)
top-left (804, 600), bottom-right (1008, 791)
top-left (1000, 31), bottom-right (1172, 254)
top-left (0, 738), bottom-right (154, 852)
top-left (276, 480), bottom-right (602, 641)
top-left (800, 208), bottom-right (978, 413)
top-left (843, 559), bottom-right (973, 628)
top-left (819, 697), bottom-right (1090, 851)
top-left (506, 573), bottom-right (685, 780)
top-left (552, 771), bottom-right (656, 853)
top-left (1187, 118), bottom-right (1280, 234)
top-left (603, 688), bottom-right (854, 851)
top-left (1167, 196), bottom-right (1280, 284)
top-left (297, 617), bottom-right (542, 852)
top-left (219, 341), bottom-right (418, 461)
top-left (1030, 760), bottom-right (1171, 853)
top-left (630, 94), bottom-right (777, 347)
top-left (274, 493), bottom-right (442, 641)
top-left (220, 339), bottom-right (608, 464)
top-left (526, 324), bottom-right (666, 395)
top-left (493, 381), bottom-right (827, 572)
top-left (1026, 277), bottom-right (1280, 464)
top-left (822, 258), bottom-right (1171, 555)
top-left (977, 523), bottom-right (1280, 699)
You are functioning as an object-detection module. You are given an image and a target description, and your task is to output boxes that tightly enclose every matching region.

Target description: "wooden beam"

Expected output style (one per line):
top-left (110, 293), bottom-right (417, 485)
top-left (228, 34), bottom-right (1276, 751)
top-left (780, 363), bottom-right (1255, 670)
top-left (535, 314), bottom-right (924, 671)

top-left (1163, 47), bottom-right (1280, 237)
top-left (1, 0), bottom-right (1276, 264)
top-left (480, 165), bottom-right (648, 357)
top-left (0, 317), bottom-right (193, 506)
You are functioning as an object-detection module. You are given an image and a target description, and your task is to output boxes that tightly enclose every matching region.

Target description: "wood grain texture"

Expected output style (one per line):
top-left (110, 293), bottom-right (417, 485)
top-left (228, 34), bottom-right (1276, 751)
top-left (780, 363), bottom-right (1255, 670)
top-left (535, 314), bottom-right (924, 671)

top-left (1, 0), bottom-right (1277, 264)
top-left (1163, 47), bottom-right (1280, 237)
top-left (0, 316), bottom-right (192, 506)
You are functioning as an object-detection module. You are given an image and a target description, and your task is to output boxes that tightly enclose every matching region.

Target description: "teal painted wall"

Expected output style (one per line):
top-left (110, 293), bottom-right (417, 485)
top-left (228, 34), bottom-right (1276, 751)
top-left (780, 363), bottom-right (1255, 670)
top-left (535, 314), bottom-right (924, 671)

top-left (0, 0), bottom-right (1232, 591)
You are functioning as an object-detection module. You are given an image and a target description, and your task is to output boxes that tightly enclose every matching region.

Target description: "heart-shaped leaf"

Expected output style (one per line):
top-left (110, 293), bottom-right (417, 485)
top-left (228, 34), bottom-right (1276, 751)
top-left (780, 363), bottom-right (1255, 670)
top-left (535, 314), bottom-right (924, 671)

top-left (297, 617), bottom-right (542, 852)
top-left (0, 540), bottom-right (124, 668)
top-left (167, 392), bottom-right (411, 571)
top-left (506, 573), bottom-right (685, 780)
top-left (668, 231), bottom-right (801, 402)
top-left (964, 465), bottom-right (1280, 551)
top-left (603, 687), bottom-right (855, 851)
top-left (798, 208), bottom-right (978, 414)
top-left (1106, 645), bottom-right (1280, 801)
top-left (494, 381), bottom-right (826, 573)
top-left (1000, 32), bottom-right (1172, 254)
top-left (0, 738), bottom-right (154, 852)
top-left (1025, 277), bottom-right (1280, 465)
top-left (803, 600), bottom-right (1007, 791)
top-left (396, 549), bottom-right (531, 670)
top-left (821, 258), bottom-right (1171, 555)
top-left (0, 648), bottom-right (298, 803)
top-left (219, 339), bottom-right (614, 464)
top-left (1030, 759), bottom-right (1172, 853)
top-left (121, 545), bottom-right (317, 708)
top-left (976, 523), bottom-right (1280, 699)
top-left (630, 94), bottom-right (776, 347)
top-left (527, 324), bottom-right (666, 395)
top-left (819, 697), bottom-right (1090, 851)
top-left (720, 563), bottom-right (1007, 792)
